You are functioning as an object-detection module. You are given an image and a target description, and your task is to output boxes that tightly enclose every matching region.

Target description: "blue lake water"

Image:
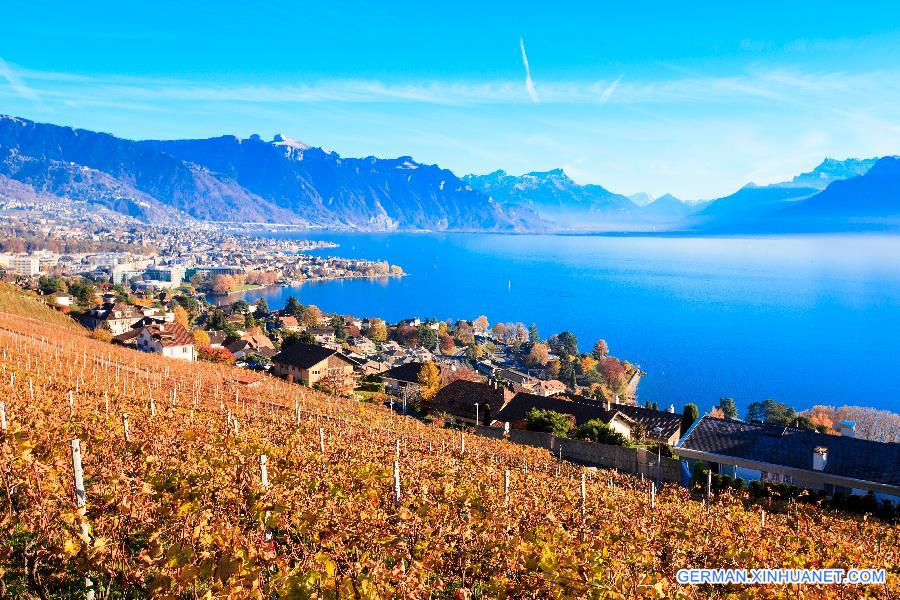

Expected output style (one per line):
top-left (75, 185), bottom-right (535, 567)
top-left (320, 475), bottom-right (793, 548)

top-left (231, 232), bottom-right (900, 416)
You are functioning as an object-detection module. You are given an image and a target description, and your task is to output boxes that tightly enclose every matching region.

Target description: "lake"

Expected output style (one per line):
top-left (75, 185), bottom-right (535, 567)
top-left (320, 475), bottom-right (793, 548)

top-left (227, 232), bottom-right (900, 416)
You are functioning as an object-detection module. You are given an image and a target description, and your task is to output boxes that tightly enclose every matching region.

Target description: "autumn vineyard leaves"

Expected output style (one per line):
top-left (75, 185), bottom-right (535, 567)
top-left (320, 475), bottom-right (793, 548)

top-left (0, 301), bottom-right (897, 598)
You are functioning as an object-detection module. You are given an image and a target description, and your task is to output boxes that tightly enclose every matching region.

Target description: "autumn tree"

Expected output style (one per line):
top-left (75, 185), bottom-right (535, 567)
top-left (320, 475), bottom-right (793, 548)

top-left (453, 320), bottom-right (474, 346)
top-left (418, 361), bottom-right (441, 402)
top-left (598, 357), bottom-right (626, 395)
top-left (465, 343), bottom-right (484, 362)
top-left (524, 342), bottom-right (550, 367)
top-left (211, 275), bottom-right (236, 294)
top-left (473, 315), bottom-right (489, 331)
top-left (439, 334), bottom-right (455, 354)
top-left (592, 339), bottom-right (609, 359)
top-left (172, 305), bottom-right (190, 329)
top-left (300, 305), bottom-right (322, 328)
top-left (192, 329), bottom-right (211, 346)
top-left (364, 318), bottom-right (388, 342)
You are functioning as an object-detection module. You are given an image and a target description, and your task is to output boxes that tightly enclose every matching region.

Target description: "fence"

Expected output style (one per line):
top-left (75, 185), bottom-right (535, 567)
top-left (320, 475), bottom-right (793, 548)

top-left (473, 425), bottom-right (683, 484)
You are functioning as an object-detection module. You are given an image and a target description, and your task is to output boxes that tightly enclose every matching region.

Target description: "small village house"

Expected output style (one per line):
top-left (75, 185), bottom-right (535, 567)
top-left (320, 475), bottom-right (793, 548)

top-left (271, 343), bottom-right (357, 390)
top-left (135, 322), bottom-right (196, 361)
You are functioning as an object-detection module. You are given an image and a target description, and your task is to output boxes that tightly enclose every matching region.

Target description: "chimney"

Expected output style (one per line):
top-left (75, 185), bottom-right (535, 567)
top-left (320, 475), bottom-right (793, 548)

top-left (839, 421), bottom-right (856, 438)
top-left (812, 446), bottom-right (828, 471)
top-left (667, 404), bottom-right (675, 413)
top-left (604, 399), bottom-right (611, 411)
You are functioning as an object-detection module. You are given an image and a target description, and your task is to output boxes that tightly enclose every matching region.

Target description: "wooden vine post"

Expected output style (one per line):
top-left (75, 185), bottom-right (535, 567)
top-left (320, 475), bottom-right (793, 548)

top-left (70, 439), bottom-right (95, 599)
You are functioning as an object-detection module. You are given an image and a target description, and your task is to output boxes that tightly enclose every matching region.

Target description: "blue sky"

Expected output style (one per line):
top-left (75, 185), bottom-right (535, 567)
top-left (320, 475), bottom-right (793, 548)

top-left (3, 2), bottom-right (900, 199)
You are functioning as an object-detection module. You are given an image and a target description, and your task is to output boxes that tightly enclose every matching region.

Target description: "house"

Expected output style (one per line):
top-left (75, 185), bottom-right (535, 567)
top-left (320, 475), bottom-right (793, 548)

top-left (676, 416), bottom-right (900, 502)
top-left (49, 291), bottom-right (75, 307)
top-left (492, 392), bottom-right (637, 440)
top-left (135, 322), bottom-right (196, 361)
top-left (429, 379), bottom-right (511, 426)
top-left (307, 326), bottom-right (336, 345)
top-left (533, 379), bottom-right (567, 397)
top-left (378, 362), bottom-right (425, 396)
top-left (605, 402), bottom-right (684, 445)
top-left (85, 302), bottom-right (144, 335)
top-left (207, 330), bottom-right (228, 348)
top-left (271, 343), bottom-right (357, 390)
top-left (111, 327), bottom-right (142, 348)
top-left (279, 315), bottom-right (302, 332)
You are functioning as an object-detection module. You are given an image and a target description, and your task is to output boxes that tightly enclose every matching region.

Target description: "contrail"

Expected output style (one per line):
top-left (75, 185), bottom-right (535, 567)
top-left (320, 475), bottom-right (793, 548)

top-left (599, 74), bottom-right (623, 103)
top-left (519, 38), bottom-right (539, 102)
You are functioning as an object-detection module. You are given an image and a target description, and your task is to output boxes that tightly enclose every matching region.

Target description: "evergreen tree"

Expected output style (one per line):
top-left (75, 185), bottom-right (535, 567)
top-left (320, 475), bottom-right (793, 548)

top-left (681, 403), bottom-right (699, 434)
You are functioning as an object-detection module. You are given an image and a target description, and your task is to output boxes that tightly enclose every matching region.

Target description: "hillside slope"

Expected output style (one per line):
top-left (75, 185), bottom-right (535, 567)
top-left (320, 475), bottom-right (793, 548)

top-left (0, 306), bottom-right (895, 597)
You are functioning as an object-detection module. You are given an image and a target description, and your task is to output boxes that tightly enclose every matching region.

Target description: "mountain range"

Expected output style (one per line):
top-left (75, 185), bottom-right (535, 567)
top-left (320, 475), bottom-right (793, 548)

top-left (1, 114), bottom-right (898, 233)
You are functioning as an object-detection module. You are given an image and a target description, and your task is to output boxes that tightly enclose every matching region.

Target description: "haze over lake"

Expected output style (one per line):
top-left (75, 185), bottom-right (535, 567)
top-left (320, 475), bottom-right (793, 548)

top-left (228, 233), bottom-right (900, 416)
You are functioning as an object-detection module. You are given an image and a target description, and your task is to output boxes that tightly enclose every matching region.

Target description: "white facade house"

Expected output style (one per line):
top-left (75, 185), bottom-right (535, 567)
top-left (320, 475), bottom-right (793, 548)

top-left (136, 322), bottom-right (196, 361)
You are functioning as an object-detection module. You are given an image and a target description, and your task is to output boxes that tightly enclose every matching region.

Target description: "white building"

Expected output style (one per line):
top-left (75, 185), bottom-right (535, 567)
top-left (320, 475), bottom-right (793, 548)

top-left (136, 322), bottom-right (196, 361)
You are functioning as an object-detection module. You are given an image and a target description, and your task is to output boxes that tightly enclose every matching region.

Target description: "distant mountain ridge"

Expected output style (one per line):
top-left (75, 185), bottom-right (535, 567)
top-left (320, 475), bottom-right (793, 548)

top-left (0, 115), bottom-right (536, 231)
top-left (0, 114), bottom-right (897, 233)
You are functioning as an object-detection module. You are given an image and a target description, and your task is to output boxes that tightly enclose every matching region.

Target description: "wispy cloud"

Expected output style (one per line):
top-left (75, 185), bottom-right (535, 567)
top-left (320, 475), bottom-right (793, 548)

top-left (599, 74), bottom-right (622, 103)
top-left (1, 59), bottom-right (898, 113)
top-left (519, 37), bottom-right (539, 103)
top-left (0, 57), bottom-right (40, 101)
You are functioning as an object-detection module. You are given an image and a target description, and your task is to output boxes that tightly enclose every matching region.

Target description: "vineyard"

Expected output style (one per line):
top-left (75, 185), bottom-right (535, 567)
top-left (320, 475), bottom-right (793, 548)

top-left (0, 291), bottom-right (897, 598)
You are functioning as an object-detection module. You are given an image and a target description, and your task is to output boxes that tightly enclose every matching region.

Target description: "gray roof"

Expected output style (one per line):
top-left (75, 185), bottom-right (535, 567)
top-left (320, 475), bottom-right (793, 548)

top-left (612, 404), bottom-right (684, 441)
top-left (677, 416), bottom-right (900, 487)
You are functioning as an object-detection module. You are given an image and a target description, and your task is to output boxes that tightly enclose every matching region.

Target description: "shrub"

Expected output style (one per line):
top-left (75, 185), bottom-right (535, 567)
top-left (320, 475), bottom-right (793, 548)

top-left (572, 420), bottom-right (629, 446)
top-left (524, 408), bottom-right (575, 437)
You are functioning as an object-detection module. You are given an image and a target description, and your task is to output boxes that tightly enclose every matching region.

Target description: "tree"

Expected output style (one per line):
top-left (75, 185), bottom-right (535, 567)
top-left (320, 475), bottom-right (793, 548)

top-left (197, 345), bottom-right (236, 364)
top-left (681, 403), bottom-right (699, 434)
top-left (69, 280), bottom-right (96, 306)
top-left (524, 408), bottom-right (574, 437)
top-left (578, 355), bottom-right (598, 374)
top-left (528, 323), bottom-right (540, 343)
top-left (598, 357), bottom-right (626, 395)
top-left (453, 320), bottom-right (474, 346)
top-left (172, 305), bottom-right (190, 329)
top-left (573, 420), bottom-right (629, 446)
top-left (285, 295), bottom-right (303, 317)
top-left (592, 339), bottom-right (609, 359)
top-left (364, 318), bottom-right (388, 342)
top-left (232, 300), bottom-right (250, 314)
top-left (717, 397), bottom-right (738, 420)
top-left (644, 401), bottom-right (659, 411)
top-left (283, 330), bottom-right (314, 349)
top-left (549, 331), bottom-right (578, 356)
top-left (38, 275), bottom-right (67, 295)
top-left (746, 399), bottom-right (797, 425)
top-left (211, 275), bottom-right (236, 294)
top-left (465, 343), bottom-right (484, 362)
top-left (473, 315), bottom-right (489, 331)
top-left (192, 329), bottom-right (211, 346)
top-left (331, 316), bottom-right (346, 340)
top-left (418, 325), bottom-right (438, 350)
top-left (418, 361), bottom-right (441, 402)
top-left (207, 308), bottom-right (227, 330)
top-left (300, 305), bottom-right (322, 328)
top-left (255, 298), bottom-right (269, 316)
top-left (524, 342), bottom-right (550, 367)
top-left (439, 333), bottom-right (456, 354)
